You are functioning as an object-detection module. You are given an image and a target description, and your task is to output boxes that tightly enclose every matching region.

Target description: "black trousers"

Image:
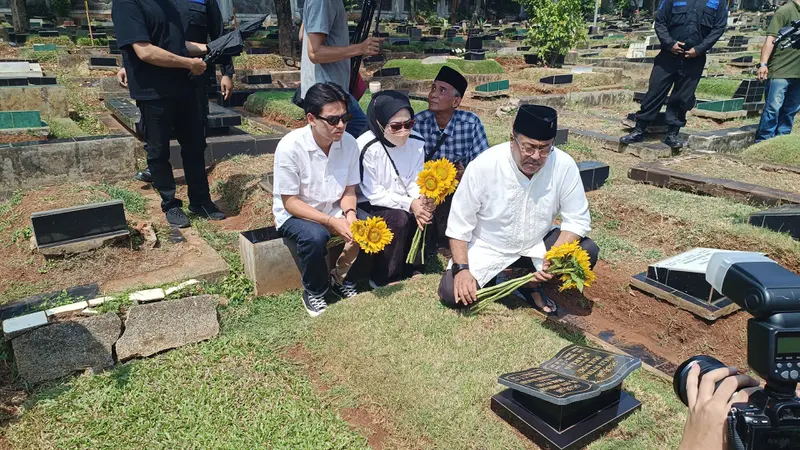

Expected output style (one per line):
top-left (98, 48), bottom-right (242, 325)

top-left (137, 89), bottom-right (211, 212)
top-left (636, 51), bottom-right (706, 128)
top-left (361, 204), bottom-right (422, 285)
top-left (438, 228), bottom-right (600, 308)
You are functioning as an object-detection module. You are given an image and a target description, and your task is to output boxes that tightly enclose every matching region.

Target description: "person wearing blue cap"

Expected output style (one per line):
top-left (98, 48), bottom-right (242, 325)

top-left (438, 104), bottom-right (599, 315)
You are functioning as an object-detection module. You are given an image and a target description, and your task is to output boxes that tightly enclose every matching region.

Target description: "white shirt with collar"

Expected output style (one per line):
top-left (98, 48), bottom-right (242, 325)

top-left (272, 125), bottom-right (361, 229)
top-left (446, 142), bottom-right (592, 287)
top-left (356, 130), bottom-right (425, 212)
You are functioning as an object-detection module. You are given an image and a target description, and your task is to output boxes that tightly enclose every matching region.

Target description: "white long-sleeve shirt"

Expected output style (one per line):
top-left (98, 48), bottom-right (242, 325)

top-left (356, 131), bottom-right (425, 211)
top-left (446, 142), bottom-right (592, 287)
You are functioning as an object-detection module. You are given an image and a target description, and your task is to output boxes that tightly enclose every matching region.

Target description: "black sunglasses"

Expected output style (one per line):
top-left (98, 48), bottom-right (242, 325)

top-left (315, 113), bottom-right (353, 126)
top-left (386, 119), bottom-right (416, 132)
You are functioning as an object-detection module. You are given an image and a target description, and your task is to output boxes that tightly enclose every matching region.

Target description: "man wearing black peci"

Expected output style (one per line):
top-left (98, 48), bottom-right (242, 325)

top-left (113, 0), bottom-right (226, 228)
top-left (620, 0), bottom-right (728, 149)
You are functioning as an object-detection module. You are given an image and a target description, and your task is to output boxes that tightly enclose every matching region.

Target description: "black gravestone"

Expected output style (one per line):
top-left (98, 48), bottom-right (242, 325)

top-left (90, 56), bottom-right (118, 67)
top-left (0, 78), bottom-right (28, 87)
top-left (749, 205), bottom-right (800, 240)
top-left (731, 55), bottom-right (753, 63)
top-left (217, 90), bottom-right (254, 108)
top-left (392, 39), bottom-right (410, 46)
top-left (396, 25), bottom-right (408, 34)
top-left (363, 55), bottom-right (385, 63)
top-left (28, 76), bottom-right (57, 85)
top-left (577, 161), bottom-right (610, 192)
top-left (464, 51), bottom-right (486, 61)
top-left (524, 54), bottom-right (539, 65)
top-left (540, 74), bottom-right (573, 85)
top-left (373, 67), bottom-right (401, 78)
top-left (512, 35), bottom-right (526, 41)
top-left (207, 102), bottom-right (242, 128)
top-left (630, 248), bottom-right (757, 319)
top-left (430, 26), bottom-right (441, 35)
top-left (444, 29), bottom-right (457, 38)
top-left (38, 30), bottom-right (58, 38)
top-left (244, 74), bottom-right (272, 85)
top-left (467, 37), bottom-right (484, 50)
top-left (555, 128), bottom-right (569, 146)
top-left (491, 345), bottom-right (641, 450)
top-left (31, 200), bottom-right (129, 249)
top-left (420, 36), bottom-right (437, 42)
top-left (0, 284), bottom-right (100, 321)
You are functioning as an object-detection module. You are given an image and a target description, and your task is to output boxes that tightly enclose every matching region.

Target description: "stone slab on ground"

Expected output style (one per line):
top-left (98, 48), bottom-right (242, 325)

top-left (101, 224), bottom-right (229, 293)
top-left (45, 301), bottom-right (89, 317)
top-left (12, 313), bottom-right (122, 383)
top-left (2, 311), bottom-right (48, 340)
top-left (690, 108), bottom-right (748, 120)
top-left (115, 295), bottom-right (220, 361)
top-left (628, 161), bottom-right (800, 207)
top-left (685, 125), bottom-right (757, 153)
top-left (129, 288), bottom-right (165, 303)
top-left (0, 85), bottom-right (67, 117)
top-left (570, 129), bottom-right (673, 160)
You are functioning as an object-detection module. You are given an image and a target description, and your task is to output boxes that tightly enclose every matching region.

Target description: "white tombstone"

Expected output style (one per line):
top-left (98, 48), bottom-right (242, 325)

top-left (626, 42), bottom-right (647, 59)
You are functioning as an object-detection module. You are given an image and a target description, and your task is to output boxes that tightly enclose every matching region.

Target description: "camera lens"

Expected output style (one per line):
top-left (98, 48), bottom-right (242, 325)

top-left (673, 355), bottom-right (727, 406)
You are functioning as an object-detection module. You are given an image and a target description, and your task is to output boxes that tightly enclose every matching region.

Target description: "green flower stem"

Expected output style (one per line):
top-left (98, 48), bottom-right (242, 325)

top-left (468, 274), bottom-right (536, 315)
top-left (476, 273), bottom-right (535, 298)
top-left (406, 227), bottom-right (424, 264)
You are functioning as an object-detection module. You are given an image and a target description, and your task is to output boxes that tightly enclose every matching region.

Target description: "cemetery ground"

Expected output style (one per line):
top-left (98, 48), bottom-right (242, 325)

top-left (2, 19), bottom-right (799, 448)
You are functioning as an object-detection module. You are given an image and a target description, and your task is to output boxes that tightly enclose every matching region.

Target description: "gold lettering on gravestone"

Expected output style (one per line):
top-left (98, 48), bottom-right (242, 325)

top-left (544, 347), bottom-right (620, 383)
top-left (507, 368), bottom-right (590, 397)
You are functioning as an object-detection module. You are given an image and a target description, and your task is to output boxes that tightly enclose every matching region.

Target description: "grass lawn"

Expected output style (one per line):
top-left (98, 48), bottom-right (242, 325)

top-left (695, 78), bottom-right (742, 100)
top-left (741, 134), bottom-right (800, 167)
top-left (383, 59), bottom-right (504, 80)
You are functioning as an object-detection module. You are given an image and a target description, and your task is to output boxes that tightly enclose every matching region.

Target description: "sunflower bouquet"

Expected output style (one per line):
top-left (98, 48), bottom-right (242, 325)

top-left (405, 158), bottom-right (459, 265)
top-left (468, 241), bottom-right (596, 315)
top-left (350, 216), bottom-right (394, 254)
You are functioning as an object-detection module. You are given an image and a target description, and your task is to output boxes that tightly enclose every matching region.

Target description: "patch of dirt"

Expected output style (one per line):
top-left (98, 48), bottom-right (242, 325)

top-left (0, 355), bottom-right (26, 428)
top-left (205, 154), bottom-right (275, 232)
top-left (665, 155), bottom-right (800, 196)
top-left (0, 183), bottom-right (189, 304)
top-left (0, 134), bottom-right (44, 144)
top-left (285, 343), bottom-right (392, 450)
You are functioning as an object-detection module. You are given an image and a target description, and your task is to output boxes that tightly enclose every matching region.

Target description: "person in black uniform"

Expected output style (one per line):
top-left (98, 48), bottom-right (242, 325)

top-left (620, 0), bottom-right (728, 149)
top-left (113, 0), bottom-right (226, 227)
top-left (117, 0), bottom-right (234, 183)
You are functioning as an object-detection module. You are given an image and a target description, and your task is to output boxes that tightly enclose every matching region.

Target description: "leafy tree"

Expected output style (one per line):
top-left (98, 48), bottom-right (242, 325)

top-left (52, 0), bottom-right (71, 18)
top-left (516, 0), bottom-right (587, 66)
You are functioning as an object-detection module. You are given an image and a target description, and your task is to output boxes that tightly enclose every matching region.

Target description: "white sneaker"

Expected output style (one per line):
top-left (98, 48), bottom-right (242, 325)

top-left (331, 276), bottom-right (359, 299)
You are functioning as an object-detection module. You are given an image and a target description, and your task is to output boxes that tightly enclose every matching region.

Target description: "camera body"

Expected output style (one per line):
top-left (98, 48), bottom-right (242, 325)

top-left (674, 253), bottom-right (800, 449)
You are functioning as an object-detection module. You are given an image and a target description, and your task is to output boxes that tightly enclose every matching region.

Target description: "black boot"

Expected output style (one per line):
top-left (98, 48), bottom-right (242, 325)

top-left (663, 126), bottom-right (683, 149)
top-left (620, 120), bottom-right (648, 144)
top-left (135, 167), bottom-right (153, 183)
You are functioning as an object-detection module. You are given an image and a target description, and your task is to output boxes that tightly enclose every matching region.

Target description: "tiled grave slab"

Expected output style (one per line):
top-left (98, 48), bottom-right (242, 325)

top-left (571, 129), bottom-right (672, 160)
top-left (0, 284), bottom-right (100, 322)
top-left (749, 205), bottom-right (800, 240)
top-left (628, 161), bottom-right (800, 206)
top-left (540, 74), bottom-right (573, 85)
top-left (0, 110), bottom-right (41, 128)
top-left (733, 79), bottom-right (766, 103)
top-left (695, 98), bottom-right (745, 113)
top-left (577, 161), bottom-right (610, 192)
top-left (31, 199), bottom-right (129, 249)
top-left (33, 43), bottom-right (57, 51)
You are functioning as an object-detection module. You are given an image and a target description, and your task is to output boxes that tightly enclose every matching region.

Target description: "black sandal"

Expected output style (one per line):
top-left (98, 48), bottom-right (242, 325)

top-left (518, 286), bottom-right (558, 316)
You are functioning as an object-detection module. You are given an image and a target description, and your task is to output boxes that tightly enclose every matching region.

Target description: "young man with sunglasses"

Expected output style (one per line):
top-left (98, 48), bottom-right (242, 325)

top-left (438, 105), bottom-right (599, 316)
top-left (413, 66), bottom-right (489, 256)
top-left (273, 82), bottom-right (364, 317)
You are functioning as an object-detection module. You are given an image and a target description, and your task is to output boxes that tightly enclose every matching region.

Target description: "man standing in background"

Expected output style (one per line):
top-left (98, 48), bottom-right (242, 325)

top-left (301, 0), bottom-right (381, 137)
top-left (754, 0), bottom-right (800, 142)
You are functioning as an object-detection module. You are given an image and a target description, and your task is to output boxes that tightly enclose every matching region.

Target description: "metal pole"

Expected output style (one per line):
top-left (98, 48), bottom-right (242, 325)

top-left (593, 0), bottom-right (600, 29)
top-left (84, 0), bottom-right (94, 46)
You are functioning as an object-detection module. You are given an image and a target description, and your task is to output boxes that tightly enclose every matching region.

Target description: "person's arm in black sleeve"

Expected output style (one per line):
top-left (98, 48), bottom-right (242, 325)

top-left (692, 3), bottom-right (728, 55)
top-left (206, 0), bottom-right (234, 77)
top-left (655, 0), bottom-right (675, 51)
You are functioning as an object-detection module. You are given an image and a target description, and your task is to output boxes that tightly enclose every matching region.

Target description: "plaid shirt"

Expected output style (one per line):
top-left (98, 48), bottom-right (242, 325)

top-left (413, 109), bottom-right (490, 166)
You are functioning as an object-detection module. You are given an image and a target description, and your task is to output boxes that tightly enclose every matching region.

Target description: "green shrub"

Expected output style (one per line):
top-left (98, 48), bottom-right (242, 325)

top-left (519, 0), bottom-right (587, 65)
top-left (26, 35), bottom-right (72, 46)
top-left (76, 36), bottom-right (109, 47)
top-left (47, 118), bottom-right (87, 139)
top-left (52, 0), bottom-right (70, 18)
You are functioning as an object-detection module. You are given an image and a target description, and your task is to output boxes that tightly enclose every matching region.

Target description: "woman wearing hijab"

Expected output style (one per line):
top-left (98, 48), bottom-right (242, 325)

top-left (357, 90), bottom-right (435, 288)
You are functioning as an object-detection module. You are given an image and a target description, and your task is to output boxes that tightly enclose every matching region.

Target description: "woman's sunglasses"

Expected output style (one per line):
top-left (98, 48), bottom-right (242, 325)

top-left (386, 119), bottom-right (415, 132)
top-left (315, 113), bottom-right (353, 126)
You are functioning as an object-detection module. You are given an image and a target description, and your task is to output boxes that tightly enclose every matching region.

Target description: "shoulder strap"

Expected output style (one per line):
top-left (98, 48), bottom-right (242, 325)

top-left (359, 137), bottom-right (410, 195)
top-left (426, 132), bottom-right (448, 161)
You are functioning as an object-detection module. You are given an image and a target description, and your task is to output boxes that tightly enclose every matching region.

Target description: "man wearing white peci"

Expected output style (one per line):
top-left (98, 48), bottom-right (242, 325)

top-left (437, 105), bottom-right (600, 315)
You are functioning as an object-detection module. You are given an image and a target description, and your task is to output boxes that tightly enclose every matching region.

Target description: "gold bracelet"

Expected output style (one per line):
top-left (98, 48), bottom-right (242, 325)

top-left (326, 216), bottom-right (331, 227)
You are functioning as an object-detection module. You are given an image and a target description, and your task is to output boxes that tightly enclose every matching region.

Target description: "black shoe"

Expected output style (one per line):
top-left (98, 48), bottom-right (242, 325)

top-left (330, 275), bottom-right (359, 299)
top-left (135, 167), bottom-right (153, 183)
top-left (165, 207), bottom-right (191, 228)
top-left (302, 290), bottom-right (328, 317)
top-left (188, 202), bottom-right (226, 220)
top-left (620, 120), bottom-right (648, 144)
top-left (663, 126), bottom-right (683, 149)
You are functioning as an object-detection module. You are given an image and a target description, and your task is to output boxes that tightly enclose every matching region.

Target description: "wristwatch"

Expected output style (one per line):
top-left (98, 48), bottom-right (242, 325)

top-left (758, 62), bottom-right (768, 68)
top-left (452, 263), bottom-right (470, 276)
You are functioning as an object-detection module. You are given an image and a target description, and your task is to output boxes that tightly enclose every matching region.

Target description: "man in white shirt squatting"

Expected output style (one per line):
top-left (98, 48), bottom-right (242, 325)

top-left (273, 82), bottom-right (364, 318)
top-left (438, 105), bottom-right (600, 315)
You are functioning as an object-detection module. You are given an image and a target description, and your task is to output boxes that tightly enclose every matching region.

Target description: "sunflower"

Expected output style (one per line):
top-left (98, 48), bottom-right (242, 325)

top-left (358, 217), bottom-right (394, 254)
top-left (429, 159), bottom-right (457, 183)
top-left (350, 221), bottom-right (367, 242)
top-left (545, 241), bottom-right (582, 261)
top-left (545, 241), bottom-right (596, 293)
top-left (417, 169), bottom-right (446, 200)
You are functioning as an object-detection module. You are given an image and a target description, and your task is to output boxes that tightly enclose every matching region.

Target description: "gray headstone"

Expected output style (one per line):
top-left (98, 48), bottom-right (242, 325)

top-left (12, 313), bottom-right (122, 383)
top-left (115, 295), bottom-right (220, 361)
top-left (421, 56), bottom-right (448, 65)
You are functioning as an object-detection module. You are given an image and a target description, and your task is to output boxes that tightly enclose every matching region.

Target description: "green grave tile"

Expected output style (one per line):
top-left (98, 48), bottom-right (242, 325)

top-left (11, 110), bottom-right (42, 128)
top-left (33, 43), bottom-right (57, 51)
top-left (697, 98), bottom-right (744, 113)
top-left (500, 80), bottom-right (510, 90)
top-left (0, 112), bottom-right (13, 129)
